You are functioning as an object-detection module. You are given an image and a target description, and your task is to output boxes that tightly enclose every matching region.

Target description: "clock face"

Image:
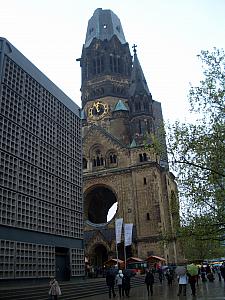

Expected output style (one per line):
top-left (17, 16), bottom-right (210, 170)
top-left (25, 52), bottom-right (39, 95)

top-left (88, 101), bottom-right (109, 120)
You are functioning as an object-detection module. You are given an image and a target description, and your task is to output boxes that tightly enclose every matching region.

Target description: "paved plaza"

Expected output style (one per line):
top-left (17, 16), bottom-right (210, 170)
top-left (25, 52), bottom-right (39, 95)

top-left (82, 277), bottom-right (225, 300)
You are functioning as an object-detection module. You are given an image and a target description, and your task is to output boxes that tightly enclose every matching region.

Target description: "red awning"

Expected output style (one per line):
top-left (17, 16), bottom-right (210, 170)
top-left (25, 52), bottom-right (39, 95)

top-left (126, 257), bottom-right (144, 263)
top-left (146, 255), bottom-right (166, 262)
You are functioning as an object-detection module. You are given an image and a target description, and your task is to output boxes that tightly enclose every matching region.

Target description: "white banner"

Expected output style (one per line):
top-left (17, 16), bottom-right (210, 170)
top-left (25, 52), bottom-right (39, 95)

top-left (124, 223), bottom-right (133, 246)
top-left (115, 218), bottom-right (123, 244)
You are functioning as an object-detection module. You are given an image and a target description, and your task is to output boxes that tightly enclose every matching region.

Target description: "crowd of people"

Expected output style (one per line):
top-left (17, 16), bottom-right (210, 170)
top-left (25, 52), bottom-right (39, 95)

top-left (47, 262), bottom-right (225, 299)
top-left (106, 267), bottom-right (135, 298)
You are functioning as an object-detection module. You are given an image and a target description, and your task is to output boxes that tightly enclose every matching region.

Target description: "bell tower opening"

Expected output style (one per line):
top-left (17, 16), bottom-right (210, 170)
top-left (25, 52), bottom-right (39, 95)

top-left (85, 186), bottom-right (118, 225)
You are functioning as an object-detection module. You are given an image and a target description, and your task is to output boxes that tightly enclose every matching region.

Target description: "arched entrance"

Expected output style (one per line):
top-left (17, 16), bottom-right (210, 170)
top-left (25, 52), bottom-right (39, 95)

top-left (92, 244), bottom-right (108, 267)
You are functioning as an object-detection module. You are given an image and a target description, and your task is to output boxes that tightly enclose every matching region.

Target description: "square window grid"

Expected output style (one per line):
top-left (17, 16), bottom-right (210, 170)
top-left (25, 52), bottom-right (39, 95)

top-left (20, 129), bottom-right (39, 165)
top-left (37, 201), bottom-right (55, 234)
top-left (17, 194), bottom-right (37, 230)
top-left (0, 85), bottom-right (22, 123)
top-left (55, 206), bottom-right (71, 236)
top-left (55, 151), bottom-right (69, 181)
top-left (56, 102), bottom-right (71, 132)
top-left (24, 74), bottom-right (43, 108)
top-left (18, 161), bottom-right (38, 197)
top-left (40, 113), bottom-right (56, 146)
top-left (38, 170), bottom-right (55, 202)
top-left (0, 188), bottom-right (16, 226)
top-left (0, 240), bottom-right (15, 279)
top-left (21, 101), bottom-right (40, 135)
top-left (70, 248), bottom-right (85, 277)
top-left (39, 141), bottom-right (55, 173)
top-left (70, 158), bottom-right (82, 187)
top-left (55, 178), bottom-right (71, 208)
top-left (15, 242), bottom-right (37, 278)
top-left (70, 212), bottom-right (83, 239)
top-left (42, 90), bottom-right (56, 119)
top-left (37, 244), bottom-right (55, 278)
top-left (56, 125), bottom-right (70, 155)
top-left (71, 186), bottom-right (82, 212)
top-left (0, 151), bottom-right (18, 190)
top-left (3, 57), bottom-right (24, 94)
top-left (70, 114), bottom-right (82, 137)
top-left (0, 116), bottom-right (20, 156)
top-left (70, 134), bottom-right (82, 160)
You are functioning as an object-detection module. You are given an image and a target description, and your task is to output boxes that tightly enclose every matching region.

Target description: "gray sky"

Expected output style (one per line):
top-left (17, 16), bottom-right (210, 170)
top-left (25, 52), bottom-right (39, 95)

top-left (1, 0), bottom-right (224, 122)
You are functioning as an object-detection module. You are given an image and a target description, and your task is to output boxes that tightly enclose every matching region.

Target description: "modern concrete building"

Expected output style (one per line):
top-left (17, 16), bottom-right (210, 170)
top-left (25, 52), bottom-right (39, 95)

top-left (78, 8), bottom-right (183, 267)
top-left (0, 38), bottom-right (84, 281)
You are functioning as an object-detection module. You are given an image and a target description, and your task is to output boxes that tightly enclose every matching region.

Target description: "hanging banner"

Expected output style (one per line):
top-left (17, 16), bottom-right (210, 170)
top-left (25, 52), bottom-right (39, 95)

top-left (124, 223), bottom-right (133, 246)
top-left (115, 218), bottom-right (123, 244)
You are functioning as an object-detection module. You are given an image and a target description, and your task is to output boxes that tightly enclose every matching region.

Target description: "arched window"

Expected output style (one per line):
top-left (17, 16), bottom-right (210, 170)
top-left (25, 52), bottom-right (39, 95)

top-left (108, 152), bottom-right (118, 167)
top-left (92, 148), bottom-right (104, 168)
top-left (139, 153), bottom-right (147, 162)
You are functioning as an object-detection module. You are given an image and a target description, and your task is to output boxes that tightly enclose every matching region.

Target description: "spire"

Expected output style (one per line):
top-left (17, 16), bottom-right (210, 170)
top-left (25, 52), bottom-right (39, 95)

top-left (84, 8), bottom-right (127, 48)
top-left (129, 45), bottom-right (151, 97)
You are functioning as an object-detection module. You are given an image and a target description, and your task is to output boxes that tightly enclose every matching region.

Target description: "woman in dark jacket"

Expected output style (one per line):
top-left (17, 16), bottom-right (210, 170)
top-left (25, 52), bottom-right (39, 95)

top-left (145, 269), bottom-right (155, 296)
top-left (106, 269), bottom-right (116, 299)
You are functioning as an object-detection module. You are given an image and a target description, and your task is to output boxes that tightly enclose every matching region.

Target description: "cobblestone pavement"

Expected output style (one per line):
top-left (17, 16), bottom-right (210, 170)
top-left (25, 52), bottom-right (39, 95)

top-left (81, 277), bottom-right (225, 300)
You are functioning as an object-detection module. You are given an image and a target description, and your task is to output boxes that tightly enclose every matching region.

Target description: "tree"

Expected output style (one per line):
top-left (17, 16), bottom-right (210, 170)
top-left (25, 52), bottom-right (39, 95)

top-left (167, 48), bottom-right (225, 248)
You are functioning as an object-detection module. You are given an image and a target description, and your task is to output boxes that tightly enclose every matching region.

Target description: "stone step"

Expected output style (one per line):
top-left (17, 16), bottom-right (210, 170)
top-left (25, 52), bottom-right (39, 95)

top-left (0, 276), bottom-right (146, 300)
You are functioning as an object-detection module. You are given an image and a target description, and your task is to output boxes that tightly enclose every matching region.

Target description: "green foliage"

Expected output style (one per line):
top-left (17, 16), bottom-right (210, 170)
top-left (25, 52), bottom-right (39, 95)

top-left (167, 48), bottom-right (225, 256)
top-left (144, 122), bottom-right (166, 161)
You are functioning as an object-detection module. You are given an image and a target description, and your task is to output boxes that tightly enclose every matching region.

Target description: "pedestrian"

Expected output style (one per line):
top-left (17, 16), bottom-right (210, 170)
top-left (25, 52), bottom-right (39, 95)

top-left (49, 277), bottom-right (61, 300)
top-left (188, 274), bottom-right (197, 296)
top-left (145, 269), bottom-right (154, 296)
top-left (165, 269), bottom-right (173, 286)
top-left (106, 268), bottom-right (116, 299)
top-left (215, 266), bottom-right (222, 281)
top-left (158, 267), bottom-right (163, 283)
top-left (200, 264), bottom-right (207, 282)
top-left (122, 272), bottom-right (131, 297)
top-left (116, 269), bottom-right (124, 297)
top-left (177, 273), bottom-right (188, 296)
top-left (220, 262), bottom-right (225, 282)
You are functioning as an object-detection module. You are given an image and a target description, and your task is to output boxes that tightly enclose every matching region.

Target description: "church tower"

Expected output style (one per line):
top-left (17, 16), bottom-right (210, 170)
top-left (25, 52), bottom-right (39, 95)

top-left (78, 8), bottom-right (181, 267)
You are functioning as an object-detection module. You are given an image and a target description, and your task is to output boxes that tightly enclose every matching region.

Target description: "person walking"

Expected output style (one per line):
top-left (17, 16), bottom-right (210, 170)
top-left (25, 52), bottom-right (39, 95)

top-left (145, 269), bottom-right (154, 296)
top-left (177, 273), bottom-right (188, 296)
top-left (165, 269), bottom-right (173, 286)
top-left (106, 268), bottom-right (116, 299)
top-left (188, 275), bottom-right (197, 296)
top-left (220, 262), bottom-right (225, 282)
top-left (49, 277), bottom-right (61, 300)
top-left (122, 272), bottom-right (131, 297)
top-left (116, 270), bottom-right (124, 297)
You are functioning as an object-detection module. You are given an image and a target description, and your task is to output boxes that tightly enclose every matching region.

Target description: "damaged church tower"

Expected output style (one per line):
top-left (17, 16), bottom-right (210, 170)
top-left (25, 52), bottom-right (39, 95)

top-left (77, 8), bottom-right (182, 266)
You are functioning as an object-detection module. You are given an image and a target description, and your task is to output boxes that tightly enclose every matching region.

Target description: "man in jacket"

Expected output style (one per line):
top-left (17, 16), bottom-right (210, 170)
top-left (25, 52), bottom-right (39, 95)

top-left (145, 269), bottom-right (154, 296)
top-left (106, 268), bottom-right (116, 299)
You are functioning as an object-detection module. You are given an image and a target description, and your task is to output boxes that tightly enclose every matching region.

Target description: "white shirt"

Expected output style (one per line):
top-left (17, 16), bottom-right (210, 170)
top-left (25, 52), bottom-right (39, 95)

top-left (116, 273), bottom-right (124, 285)
top-left (178, 274), bottom-right (188, 284)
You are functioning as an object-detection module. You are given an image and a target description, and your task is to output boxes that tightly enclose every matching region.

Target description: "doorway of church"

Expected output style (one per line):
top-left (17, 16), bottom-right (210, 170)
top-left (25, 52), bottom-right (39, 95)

top-left (90, 244), bottom-right (108, 277)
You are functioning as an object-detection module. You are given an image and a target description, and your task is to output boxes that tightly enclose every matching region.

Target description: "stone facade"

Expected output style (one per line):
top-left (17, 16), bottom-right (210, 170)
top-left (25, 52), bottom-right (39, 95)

top-left (78, 8), bottom-right (182, 267)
